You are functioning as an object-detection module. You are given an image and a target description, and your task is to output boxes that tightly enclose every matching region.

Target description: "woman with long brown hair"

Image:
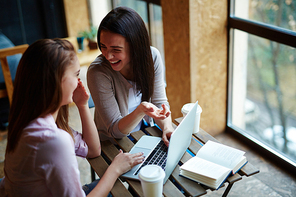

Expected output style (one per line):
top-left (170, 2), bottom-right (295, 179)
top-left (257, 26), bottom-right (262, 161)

top-left (0, 38), bottom-right (143, 196)
top-left (87, 7), bottom-right (174, 146)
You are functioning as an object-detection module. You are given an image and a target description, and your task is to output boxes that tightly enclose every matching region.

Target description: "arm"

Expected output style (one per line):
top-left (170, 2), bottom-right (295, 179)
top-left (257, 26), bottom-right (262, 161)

top-left (87, 62), bottom-right (129, 139)
top-left (154, 110), bottom-right (174, 147)
top-left (87, 150), bottom-right (144, 197)
top-left (73, 79), bottom-right (101, 158)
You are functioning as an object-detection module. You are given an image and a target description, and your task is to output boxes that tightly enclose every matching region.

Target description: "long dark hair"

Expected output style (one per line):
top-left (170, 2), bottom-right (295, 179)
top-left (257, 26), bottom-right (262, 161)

top-left (97, 6), bottom-right (154, 101)
top-left (6, 39), bottom-right (76, 153)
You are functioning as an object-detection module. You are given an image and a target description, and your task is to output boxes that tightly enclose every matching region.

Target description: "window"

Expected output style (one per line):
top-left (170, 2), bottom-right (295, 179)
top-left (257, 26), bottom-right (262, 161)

top-left (228, 0), bottom-right (296, 170)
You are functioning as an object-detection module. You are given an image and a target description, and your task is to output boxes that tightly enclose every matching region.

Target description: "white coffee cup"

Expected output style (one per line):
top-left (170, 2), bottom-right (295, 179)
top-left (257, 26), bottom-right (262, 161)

top-left (181, 103), bottom-right (202, 133)
top-left (138, 165), bottom-right (165, 197)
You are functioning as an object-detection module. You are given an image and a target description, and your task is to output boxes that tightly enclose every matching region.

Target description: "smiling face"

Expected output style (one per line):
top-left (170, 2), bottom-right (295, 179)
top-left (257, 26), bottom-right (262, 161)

top-left (61, 55), bottom-right (80, 106)
top-left (100, 30), bottom-right (131, 79)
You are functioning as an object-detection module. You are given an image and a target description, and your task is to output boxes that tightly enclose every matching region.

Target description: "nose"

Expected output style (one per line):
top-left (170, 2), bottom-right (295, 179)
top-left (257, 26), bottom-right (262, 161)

top-left (104, 50), bottom-right (114, 60)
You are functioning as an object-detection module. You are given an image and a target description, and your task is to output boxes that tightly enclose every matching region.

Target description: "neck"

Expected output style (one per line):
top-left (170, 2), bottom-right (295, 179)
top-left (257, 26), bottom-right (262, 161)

top-left (120, 69), bottom-right (133, 81)
top-left (119, 62), bottom-right (133, 80)
top-left (51, 110), bottom-right (59, 121)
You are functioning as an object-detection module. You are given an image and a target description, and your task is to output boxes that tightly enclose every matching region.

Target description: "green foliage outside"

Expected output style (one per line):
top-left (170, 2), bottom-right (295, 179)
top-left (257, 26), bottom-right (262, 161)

top-left (245, 0), bottom-right (296, 156)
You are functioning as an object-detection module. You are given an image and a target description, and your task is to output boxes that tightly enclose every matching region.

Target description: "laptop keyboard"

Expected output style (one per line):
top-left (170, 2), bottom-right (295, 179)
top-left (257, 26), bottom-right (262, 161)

top-left (134, 140), bottom-right (168, 175)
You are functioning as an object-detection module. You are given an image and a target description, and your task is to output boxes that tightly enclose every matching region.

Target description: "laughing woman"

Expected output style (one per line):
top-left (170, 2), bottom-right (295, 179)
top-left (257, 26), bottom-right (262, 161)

top-left (87, 7), bottom-right (174, 146)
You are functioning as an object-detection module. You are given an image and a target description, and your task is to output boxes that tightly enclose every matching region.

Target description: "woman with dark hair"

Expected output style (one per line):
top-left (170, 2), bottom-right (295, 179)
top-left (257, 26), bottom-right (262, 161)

top-left (87, 7), bottom-right (174, 146)
top-left (0, 38), bottom-right (144, 196)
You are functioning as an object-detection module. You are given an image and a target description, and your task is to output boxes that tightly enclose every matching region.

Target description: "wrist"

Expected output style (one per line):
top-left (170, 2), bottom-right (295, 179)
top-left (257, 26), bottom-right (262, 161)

top-left (108, 163), bottom-right (121, 177)
top-left (162, 124), bottom-right (174, 134)
top-left (76, 103), bottom-right (89, 111)
top-left (137, 102), bottom-right (147, 117)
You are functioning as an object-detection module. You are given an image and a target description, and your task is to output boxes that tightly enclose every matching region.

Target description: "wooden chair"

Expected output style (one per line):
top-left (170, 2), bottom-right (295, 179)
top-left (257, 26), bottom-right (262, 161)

top-left (0, 44), bottom-right (28, 105)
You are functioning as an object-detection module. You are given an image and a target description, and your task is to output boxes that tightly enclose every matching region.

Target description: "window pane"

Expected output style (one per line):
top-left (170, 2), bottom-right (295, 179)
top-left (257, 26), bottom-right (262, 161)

top-left (149, 4), bottom-right (165, 64)
top-left (235, 0), bottom-right (296, 32)
top-left (231, 29), bottom-right (296, 163)
top-left (113, 0), bottom-right (148, 23)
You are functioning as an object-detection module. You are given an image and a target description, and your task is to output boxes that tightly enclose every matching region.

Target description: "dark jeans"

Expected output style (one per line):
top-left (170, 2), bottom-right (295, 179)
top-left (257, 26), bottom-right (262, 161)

top-left (82, 179), bottom-right (112, 196)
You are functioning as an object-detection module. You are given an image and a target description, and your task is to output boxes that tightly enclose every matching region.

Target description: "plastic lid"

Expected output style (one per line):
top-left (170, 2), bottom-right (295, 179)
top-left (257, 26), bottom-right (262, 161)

top-left (181, 103), bottom-right (202, 114)
top-left (138, 165), bottom-right (165, 182)
top-left (181, 103), bottom-right (195, 114)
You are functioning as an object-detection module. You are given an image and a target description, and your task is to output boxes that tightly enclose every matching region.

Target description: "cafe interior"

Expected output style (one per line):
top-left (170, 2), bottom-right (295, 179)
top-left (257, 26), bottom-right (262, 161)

top-left (0, 0), bottom-right (295, 196)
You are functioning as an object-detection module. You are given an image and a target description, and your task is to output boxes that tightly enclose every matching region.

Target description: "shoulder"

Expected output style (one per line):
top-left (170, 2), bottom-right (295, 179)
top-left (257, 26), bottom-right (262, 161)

top-left (16, 116), bottom-right (74, 165)
top-left (150, 46), bottom-right (161, 60)
top-left (150, 46), bottom-right (163, 71)
top-left (23, 115), bottom-right (72, 146)
top-left (31, 121), bottom-right (74, 163)
top-left (88, 54), bottom-right (111, 73)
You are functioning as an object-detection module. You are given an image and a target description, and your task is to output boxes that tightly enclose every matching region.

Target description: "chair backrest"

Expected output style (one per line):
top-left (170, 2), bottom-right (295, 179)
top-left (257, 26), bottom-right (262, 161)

top-left (0, 44), bottom-right (28, 105)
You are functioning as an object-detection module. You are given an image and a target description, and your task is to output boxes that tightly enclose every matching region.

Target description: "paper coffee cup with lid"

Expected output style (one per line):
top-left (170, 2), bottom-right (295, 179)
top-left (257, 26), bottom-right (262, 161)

top-left (181, 102), bottom-right (202, 133)
top-left (138, 165), bottom-right (165, 197)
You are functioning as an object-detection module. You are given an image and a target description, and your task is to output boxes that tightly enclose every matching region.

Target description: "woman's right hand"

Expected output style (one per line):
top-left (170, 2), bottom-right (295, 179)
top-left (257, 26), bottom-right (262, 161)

top-left (118, 102), bottom-right (171, 135)
top-left (88, 150), bottom-right (144, 196)
top-left (110, 150), bottom-right (144, 176)
top-left (140, 102), bottom-right (171, 120)
top-left (73, 78), bottom-right (89, 108)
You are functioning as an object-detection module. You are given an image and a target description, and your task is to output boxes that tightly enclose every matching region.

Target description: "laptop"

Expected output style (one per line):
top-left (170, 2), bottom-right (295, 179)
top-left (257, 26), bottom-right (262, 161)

top-left (121, 101), bottom-right (198, 184)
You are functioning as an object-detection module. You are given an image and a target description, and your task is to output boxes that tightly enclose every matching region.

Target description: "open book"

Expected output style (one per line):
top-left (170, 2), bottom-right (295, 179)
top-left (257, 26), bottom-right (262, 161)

top-left (179, 140), bottom-right (248, 189)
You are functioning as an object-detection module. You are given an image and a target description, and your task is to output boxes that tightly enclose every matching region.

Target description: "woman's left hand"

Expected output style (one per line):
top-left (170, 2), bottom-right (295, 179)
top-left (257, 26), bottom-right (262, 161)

top-left (73, 79), bottom-right (89, 107)
top-left (154, 104), bottom-right (174, 147)
top-left (162, 129), bottom-right (173, 147)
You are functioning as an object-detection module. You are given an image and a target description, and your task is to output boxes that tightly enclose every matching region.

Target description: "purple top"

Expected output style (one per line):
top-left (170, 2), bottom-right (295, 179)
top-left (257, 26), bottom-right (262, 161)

top-left (0, 115), bottom-right (88, 196)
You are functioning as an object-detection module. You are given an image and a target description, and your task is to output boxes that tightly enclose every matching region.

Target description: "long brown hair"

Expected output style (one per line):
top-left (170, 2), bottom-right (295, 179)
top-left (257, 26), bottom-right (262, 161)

top-left (97, 6), bottom-right (154, 102)
top-left (6, 39), bottom-right (76, 153)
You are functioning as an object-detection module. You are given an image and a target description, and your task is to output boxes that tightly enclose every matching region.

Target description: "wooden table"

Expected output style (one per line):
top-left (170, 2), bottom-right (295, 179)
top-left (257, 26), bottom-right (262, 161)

top-left (87, 119), bottom-right (259, 197)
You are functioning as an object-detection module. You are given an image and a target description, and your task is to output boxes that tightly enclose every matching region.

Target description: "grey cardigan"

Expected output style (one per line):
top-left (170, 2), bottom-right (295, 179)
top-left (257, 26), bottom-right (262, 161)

top-left (87, 46), bottom-right (169, 141)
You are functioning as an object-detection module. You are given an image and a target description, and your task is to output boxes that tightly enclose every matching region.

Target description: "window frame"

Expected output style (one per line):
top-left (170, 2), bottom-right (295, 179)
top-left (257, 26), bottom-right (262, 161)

top-left (111, 0), bottom-right (161, 41)
top-left (226, 0), bottom-right (296, 172)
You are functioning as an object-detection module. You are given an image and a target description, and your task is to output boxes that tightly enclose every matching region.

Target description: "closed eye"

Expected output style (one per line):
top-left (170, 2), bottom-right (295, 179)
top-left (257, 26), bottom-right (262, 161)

top-left (76, 70), bottom-right (80, 77)
top-left (100, 43), bottom-right (107, 49)
top-left (113, 49), bottom-right (121, 52)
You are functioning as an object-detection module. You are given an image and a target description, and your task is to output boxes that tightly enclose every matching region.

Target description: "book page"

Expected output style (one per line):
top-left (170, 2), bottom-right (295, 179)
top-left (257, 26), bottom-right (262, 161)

top-left (180, 157), bottom-right (231, 180)
top-left (196, 141), bottom-right (245, 170)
